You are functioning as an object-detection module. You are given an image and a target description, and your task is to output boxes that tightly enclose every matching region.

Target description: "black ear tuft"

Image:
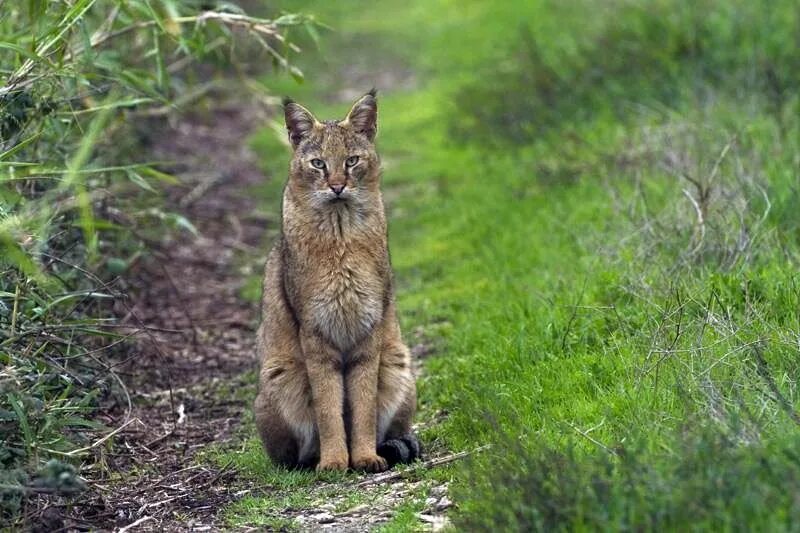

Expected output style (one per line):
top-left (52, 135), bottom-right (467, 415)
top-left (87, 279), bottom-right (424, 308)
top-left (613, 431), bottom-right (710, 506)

top-left (344, 91), bottom-right (378, 141)
top-left (282, 96), bottom-right (295, 107)
top-left (284, 100), bottom-right (317, 148)
top-left (368, 87), bottom-right (378, 98)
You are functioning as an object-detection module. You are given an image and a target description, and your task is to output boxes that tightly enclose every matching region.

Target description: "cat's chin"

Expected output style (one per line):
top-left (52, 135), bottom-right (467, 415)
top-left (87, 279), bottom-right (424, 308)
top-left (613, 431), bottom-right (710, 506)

top-left (327, 194), bottom-right (351, 205)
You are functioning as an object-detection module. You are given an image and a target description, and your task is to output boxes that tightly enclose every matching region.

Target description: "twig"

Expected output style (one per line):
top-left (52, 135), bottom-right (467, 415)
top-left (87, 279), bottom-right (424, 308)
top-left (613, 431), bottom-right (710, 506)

top-left (682, 187), bottom-right (706, 255)
top-left (566, 420), bottom-right (618, 456)
top-left (132, 81), bottom-right (222, 117)
top-left (117, 515), bottom-right (153, 533)
top-left (39, 252), bottom-right (178, 423)
top-left (139, 494), bottom-right (186, 512)
top-left (355, 445), bottom-right (491, 488)
top-left (707, 135), bottom-right (737, 187)
top-left (0, 11), bottom-right (298, 97)
top-left (144, 430), bottom-right (174, 449)
top-left (132, 464), bottom-right (205, 496)
top-left (751, 345), bottom-right (800, 426)
top-left (179, 172), bottom-right (226, 208)
top-left (65, 418), bottom-right (141, 457)
top-left (200, 460), bottom-right (234, 488)
top-left (10, 284), bottom-right (20, 336)
top-left (0, 0), bottom-right (98, 97)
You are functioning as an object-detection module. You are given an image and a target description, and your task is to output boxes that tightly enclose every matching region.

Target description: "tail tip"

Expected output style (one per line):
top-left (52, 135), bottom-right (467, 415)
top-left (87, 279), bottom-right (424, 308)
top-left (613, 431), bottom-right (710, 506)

top-left (378, 434), bottom-right (422, 467)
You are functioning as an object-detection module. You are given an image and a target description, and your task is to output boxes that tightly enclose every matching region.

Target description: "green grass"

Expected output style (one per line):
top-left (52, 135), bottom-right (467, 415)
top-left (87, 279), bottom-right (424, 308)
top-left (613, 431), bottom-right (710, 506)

top-left (229, 0), bottom-right (800, 529)
top-left (377, 494), bottom-right (431, 533)
top-left (0, 1), bottom-right (318, 525)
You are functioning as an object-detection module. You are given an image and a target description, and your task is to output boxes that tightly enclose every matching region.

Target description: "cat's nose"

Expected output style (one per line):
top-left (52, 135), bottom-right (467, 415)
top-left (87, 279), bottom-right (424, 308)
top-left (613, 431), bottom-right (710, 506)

top-left (330, 184), bottom-right (345, 195)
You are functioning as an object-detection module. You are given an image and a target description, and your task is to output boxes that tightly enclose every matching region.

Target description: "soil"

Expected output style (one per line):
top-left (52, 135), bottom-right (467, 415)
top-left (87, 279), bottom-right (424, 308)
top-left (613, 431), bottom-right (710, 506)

top-left (31, 102), bottom-right (272, 532)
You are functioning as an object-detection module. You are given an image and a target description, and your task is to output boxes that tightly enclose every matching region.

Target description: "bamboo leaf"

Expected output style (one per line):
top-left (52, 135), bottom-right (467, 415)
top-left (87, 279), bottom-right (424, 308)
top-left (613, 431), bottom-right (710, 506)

top-left (0, 41), bottom-right (44, 63)
top-left (0, 133), bottom-right (41, 162)
top-left (7, 394), bottom-right (33, 448)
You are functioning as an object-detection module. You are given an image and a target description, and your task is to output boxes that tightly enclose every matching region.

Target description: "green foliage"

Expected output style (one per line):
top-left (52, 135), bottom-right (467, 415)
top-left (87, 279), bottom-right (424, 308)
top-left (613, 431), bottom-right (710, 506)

top-left (244, 0), bottom-right (800, 529)
top-left (0, 1), bottom-right (317, 524)
top-left (451, 0), bottom-right (800, 144)
top-left (456, 429), bottom-right (800, 531)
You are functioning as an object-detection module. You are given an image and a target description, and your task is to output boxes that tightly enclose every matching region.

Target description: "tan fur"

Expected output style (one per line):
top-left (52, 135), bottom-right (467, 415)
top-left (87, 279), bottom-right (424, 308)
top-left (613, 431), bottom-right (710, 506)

top-left (254, 92), bottom-right (416, 472)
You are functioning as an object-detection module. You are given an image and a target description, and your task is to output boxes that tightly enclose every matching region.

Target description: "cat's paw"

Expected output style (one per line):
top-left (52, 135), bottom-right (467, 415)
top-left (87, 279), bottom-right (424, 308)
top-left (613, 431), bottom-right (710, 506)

top-left (351, 453), bottom-right (388, 473)
top-left (316, 451), bottom-right (349, 472)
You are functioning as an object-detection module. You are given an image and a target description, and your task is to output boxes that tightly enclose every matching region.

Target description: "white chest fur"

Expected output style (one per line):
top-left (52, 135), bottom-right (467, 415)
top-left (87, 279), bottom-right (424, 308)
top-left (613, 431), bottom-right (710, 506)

top-left (306, 258), bottom-right (384, 351)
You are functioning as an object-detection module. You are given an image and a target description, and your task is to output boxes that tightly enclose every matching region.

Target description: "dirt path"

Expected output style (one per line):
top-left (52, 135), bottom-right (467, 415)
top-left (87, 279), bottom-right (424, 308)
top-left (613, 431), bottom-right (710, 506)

top-left (44, 99), bottom-right (452, 532)
top-left (47, 102), bottom-right (270, 531)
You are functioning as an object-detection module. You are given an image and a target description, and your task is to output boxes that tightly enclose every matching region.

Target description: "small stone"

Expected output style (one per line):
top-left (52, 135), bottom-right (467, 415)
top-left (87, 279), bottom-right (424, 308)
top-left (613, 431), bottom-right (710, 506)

top-left (418, 514), bottom-right (451, 531)
top-left (425, 497), bottom-right (437, 508)
top-left (429, 485), bottom-right (448, 498)
top-left (312, 512), bottom-right (335, 524)
top-left (435, 496), bottom-right (453, 511)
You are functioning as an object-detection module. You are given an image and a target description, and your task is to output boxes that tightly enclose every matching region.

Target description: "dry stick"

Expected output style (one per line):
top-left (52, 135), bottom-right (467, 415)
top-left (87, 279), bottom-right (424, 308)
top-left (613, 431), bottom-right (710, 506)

top-left (128, 464), bottom-right (207, 498)
top-left (200, 460), bottom-right (234, 489)
top-left (566, 421), bottom-right (618, 456)
top-left (638, 287), bottom-right (687, 386)
top-left (178, 172), bottom-right (226, 208)
top-left (139, 493), bottom-right (186, 512)
top-left (82, 11), bottom-right (293, 56)
top-left (117, 515), bottom-right (154, 533)
top-left (683, 188), bottom-right (706, 256)
top-left (58, 418), bottom-right (141, 457)
top-left (99, 359), bottom-right (133, 427)
top-left (8, 269), bottom-right (136, 435)
top-left (707, 135), bottom-right (737, 188)
top-left (39, 253), bottom-right (179, 424)
top-left (355, 445), bottom-right (492, 488)
top-left (0, 11), bottom-right (295, 97)
top-left (751, 345), bottom-right (800, 427)
top-left (10, 284), bottom-right (20, 336)
top-left (0, 0), bottom-right (98, 97)
top-left (144, 430), bottom-right (175, 449)
top-left (0, 315), bottom-right (189, 346)
top-left (134, 81), bottom-right (223, 118)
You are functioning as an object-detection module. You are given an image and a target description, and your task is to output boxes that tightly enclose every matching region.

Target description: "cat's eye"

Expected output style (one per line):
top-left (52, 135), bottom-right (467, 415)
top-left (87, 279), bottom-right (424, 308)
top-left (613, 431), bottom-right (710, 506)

top-left (310, 158), bottom-right (326, 169)
top-left (345, 156), bottom-right (359, 168)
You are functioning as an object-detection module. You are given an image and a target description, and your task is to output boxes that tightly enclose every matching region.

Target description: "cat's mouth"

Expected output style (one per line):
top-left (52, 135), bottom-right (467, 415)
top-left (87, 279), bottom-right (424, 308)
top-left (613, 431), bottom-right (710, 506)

top-left (315, 189), bottom-right (353, 205)
top-left (328, 191), bottom-right (351, 203)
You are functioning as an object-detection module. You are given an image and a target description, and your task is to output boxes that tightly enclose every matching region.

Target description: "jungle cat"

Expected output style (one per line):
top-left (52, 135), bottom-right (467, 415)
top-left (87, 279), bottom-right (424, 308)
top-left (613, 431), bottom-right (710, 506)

top-left (254, 91), bottom-right (419, 472)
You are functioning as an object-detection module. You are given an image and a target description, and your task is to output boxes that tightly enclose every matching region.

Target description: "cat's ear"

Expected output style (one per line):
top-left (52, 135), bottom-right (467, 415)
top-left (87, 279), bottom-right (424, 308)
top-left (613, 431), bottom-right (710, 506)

top-left (343, 89), bottom-right (378, 141)
top-left (284, 98), bottom-right (318, 148)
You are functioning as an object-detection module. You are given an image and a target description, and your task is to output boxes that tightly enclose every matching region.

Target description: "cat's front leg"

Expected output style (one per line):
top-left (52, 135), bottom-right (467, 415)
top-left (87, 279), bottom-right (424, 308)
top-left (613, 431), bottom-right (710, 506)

top-left (301, 331), bottom-right (348, 471)
top-left (346, 333), bottom-right (387, 472)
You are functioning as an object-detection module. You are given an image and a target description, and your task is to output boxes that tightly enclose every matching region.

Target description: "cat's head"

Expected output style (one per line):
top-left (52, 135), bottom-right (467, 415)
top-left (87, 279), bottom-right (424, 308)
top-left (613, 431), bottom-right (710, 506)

top-left (283, 91), bottom-right (380, 207)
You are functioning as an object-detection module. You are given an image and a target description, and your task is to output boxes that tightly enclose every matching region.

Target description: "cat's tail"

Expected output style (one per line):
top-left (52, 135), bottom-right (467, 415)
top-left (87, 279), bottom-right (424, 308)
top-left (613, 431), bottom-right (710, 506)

top-left (377, 433), bottom-right (422, 467)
